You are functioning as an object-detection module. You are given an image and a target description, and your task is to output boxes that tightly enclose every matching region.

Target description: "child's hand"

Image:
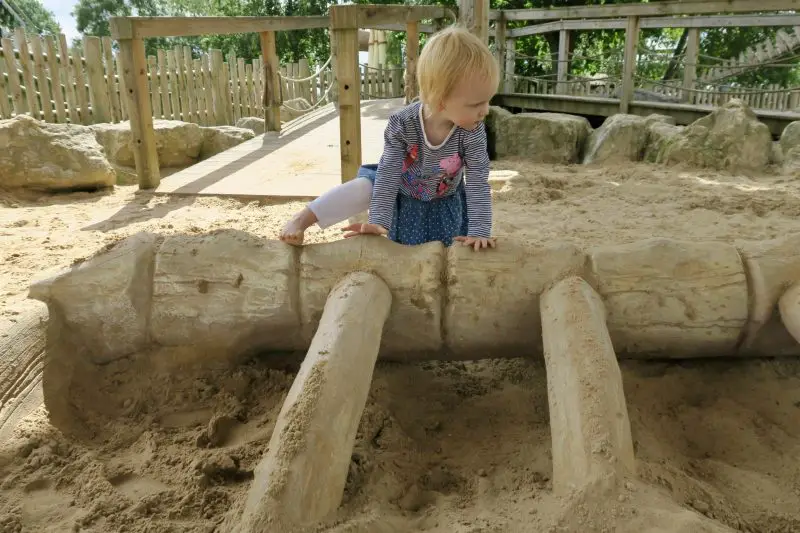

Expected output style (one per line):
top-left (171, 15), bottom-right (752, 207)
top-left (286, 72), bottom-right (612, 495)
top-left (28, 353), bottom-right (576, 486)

top-left (455, 236), bottom-right (496, 251)
top-left (341, 223), bottom-right (389, 239)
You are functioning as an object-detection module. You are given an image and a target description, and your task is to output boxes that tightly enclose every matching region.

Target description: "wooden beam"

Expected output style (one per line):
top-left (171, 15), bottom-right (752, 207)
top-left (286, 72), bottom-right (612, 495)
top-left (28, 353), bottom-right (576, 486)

top-left (504, 38), bottom-right (515, 93)
top-left (495, 13), bottom-right (507, 92)
top-left (110, 16), bottom-right (329, 39)
top-left (405, 21), bottom-right (420, 104)
top-left (491, 0), bottom-right (800, 22)
top-left (556, 29), bottom-right (570, 95)
top-left (508, 14), bottom-right (800, 38)
top-left (367, 22), bottom-right (436, 33)
top-left (475, 0), bottom-right (490, 44)
top-left (118, 38), bottom-right (159, 189)
top-left (620, 16), bottom-right (639, 114)
top-left (356, 5), bottom-right (453, 27)
top-left (330, 5), bottom-right (362, 184)
top-left (682, 28), bottom-right (699, 104)
top-left (260, 31), bottom-right (281, 132)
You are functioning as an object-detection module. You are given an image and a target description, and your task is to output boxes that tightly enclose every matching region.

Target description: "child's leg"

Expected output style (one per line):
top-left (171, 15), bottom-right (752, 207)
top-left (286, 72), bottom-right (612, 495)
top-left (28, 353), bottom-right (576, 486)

top-left (279, 176), bottom-right (373, 245)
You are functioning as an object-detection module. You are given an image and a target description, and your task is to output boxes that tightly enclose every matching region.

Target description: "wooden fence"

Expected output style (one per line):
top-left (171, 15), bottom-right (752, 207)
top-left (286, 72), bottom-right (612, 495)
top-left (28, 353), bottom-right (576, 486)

top-left (0, 30), bottom-right (406, 127)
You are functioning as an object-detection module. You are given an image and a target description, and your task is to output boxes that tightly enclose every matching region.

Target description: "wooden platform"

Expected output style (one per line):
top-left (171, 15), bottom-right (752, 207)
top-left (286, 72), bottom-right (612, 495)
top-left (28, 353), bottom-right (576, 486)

top-left (154, 98), bottom-right (403, 198)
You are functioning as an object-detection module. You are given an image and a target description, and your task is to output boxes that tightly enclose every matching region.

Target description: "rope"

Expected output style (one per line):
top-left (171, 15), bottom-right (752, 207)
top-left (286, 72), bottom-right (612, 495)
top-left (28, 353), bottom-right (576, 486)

top-left (279, 56), bottom-right (332, 83)
top-left (281, 81), bottom-right (335, 113)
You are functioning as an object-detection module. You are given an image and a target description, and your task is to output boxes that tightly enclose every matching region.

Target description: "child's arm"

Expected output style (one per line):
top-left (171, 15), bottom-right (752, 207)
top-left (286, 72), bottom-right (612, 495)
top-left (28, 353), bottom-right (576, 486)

top-left (367, 114), bottom-right (407, 233)
top-left (462, 123), bottom-right (493, 240)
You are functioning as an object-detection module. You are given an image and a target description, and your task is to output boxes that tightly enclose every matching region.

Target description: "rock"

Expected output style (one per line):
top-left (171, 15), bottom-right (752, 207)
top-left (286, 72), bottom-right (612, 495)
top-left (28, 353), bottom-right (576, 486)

top-left (200, 126), bottom-right (255, 159)
top-left (612, 87), bottom-right (681, 103)
top-left (29, 232), bottom-right (159, 363)
top-left (644, 114), bottom-right (676, 127)
top-left (658, 99), bottom-right (772, 172)
top-left (485, 106), bottom-right (513, 160)
top-left (779, 120), bottom-right (800, 170)
top-left (92, 120), bottom-right (205, 168)
top-left (280, 97), bottom-right (312, 122)
top-left (494, 112), bottom-right (592, 163)
top-left (582, 114), bottom-right (647, 164)
top-left (235, 116), bottom-right (266, 135)
top-left (0, 115), bottom-right (115, 191)
top-left (643, 121), bottom-right (684, 163)
top-left (150, 229), bottom-right (300, 357)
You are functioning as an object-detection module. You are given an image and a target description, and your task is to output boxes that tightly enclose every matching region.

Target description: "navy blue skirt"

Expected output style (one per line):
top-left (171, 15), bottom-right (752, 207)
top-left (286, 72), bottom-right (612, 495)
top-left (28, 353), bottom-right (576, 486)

top-left (358, 164), bottom-right (469, 246)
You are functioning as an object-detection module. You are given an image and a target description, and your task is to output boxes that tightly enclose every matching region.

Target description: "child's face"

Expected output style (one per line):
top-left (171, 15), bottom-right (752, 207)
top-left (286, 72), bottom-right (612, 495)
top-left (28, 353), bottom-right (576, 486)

top-left (440, 72), bottom-right (497, 131)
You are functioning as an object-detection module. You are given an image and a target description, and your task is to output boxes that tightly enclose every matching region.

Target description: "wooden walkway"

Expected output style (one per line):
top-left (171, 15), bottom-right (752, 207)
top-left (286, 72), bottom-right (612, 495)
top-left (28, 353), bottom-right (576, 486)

top-left (154, 98), bottom-right (403, 198)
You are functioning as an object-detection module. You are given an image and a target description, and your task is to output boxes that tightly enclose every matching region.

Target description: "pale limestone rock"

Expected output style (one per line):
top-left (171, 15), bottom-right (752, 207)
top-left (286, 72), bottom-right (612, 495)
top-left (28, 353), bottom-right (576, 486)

top-left (643, 121), bottom-right (684, 163)
top-left (299, 237), bottom-right (444, 355)
top-left (737, 234), bottom-right (800, 356)
top-left (643, 113), bottom-right (676, 127)
top-left (28, 232), bottom-right (158, 363)
top-left (779, 120), bottom-right (800, 170)
top-left (150, 230), bottom-right (300, 356)
top-left (659, 99), bottom-right (772, 172)
top-left (0, 115), bottom-right (115, 191)
top-left (590, 238), bottom-right (749, 357)
top-left (444, 242), bottom-right (588, 357)
top-left (200, 125), bottom-right (255, 159)
top-left (485, 105), bottom-right (512, 159)
top-left (235, 116), bottom-right (266, 135)
top-left (494, 112), bottom-right (592, 163)
top-left (93, 120), bottom-right (205, 167)
top-left (582, 114), bottom-right (647, 164)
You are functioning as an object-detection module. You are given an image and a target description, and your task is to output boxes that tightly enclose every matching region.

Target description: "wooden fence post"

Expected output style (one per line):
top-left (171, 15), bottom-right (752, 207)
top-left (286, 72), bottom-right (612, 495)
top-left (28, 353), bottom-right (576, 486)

top-left (504, 38), bottom-right (515, 93)
top-left (495, 14), bottom-right (506, 92)
top-left (405, 21), bottom-right (419, 103)
top-left (620, 15), bottom-right (640, 113)
top-left (260, 30), bottom-right (281, 132)
top-left (330, 4), bottom-right (361, 184)
top-left (556, 29), bottom-right (571, 95)
top-left (682, 28), bottom-right (699, 104)
top-left (117, 30), bottom-right (160, 189)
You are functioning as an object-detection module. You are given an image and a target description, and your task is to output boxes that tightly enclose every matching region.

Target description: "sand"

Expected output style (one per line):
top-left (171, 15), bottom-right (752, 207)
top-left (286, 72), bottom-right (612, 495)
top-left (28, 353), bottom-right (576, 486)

top-left (2, 159), bottom-right (800, 532)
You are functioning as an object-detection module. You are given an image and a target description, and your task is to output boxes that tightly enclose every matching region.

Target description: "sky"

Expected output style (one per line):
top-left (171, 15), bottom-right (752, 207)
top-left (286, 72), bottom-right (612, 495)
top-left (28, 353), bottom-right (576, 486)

top-left (41, 0), bottom-right (79, 42)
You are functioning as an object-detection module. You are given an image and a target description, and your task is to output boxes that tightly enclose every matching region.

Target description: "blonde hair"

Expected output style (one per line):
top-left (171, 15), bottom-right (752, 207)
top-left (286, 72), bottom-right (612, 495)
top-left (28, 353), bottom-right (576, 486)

top-left (416, 25), bottom-right (499, 108)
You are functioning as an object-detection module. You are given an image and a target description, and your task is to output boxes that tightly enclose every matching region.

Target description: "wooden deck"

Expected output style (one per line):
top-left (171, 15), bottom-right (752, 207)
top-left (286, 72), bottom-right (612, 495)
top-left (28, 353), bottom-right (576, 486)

top-left (154, 98), bottom-right (403, 198)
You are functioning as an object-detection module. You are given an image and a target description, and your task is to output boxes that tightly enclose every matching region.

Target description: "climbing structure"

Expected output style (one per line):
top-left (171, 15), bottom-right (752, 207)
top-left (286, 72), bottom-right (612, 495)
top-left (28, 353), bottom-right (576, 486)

top-left (699, 26), bottom-right (800, 84)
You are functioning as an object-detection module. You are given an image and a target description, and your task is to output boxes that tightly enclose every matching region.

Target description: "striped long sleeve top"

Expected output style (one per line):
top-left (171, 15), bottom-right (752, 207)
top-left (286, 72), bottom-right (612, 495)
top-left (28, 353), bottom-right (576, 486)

top-left (367, 101), bottom-right (492, 238)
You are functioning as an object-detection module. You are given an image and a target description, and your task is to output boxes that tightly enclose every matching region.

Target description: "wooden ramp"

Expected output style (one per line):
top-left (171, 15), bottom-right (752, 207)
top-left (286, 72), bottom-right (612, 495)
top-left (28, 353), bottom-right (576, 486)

top-left (154, 98), bottom-right (404, 198)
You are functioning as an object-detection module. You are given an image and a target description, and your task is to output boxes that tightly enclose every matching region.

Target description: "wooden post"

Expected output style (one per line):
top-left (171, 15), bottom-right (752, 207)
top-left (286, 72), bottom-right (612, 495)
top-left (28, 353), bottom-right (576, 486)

top-left (330, 5), bottom-right (362, 184)
top-left (118, 38), bottom-right (160, 189)
top-left (504, 38), bottom-right (515, 93)
top-left (405, 21), bottom-right (419, 104)
top-left (330, 31), bottom-right (339, 105)
top-left (620, 16), bottom-right (640, 114)
top-left (556, 29), bottom-right (571, 95)
top-left (495, 14), bottom-right (507, 92)
top-left (459, 0), bottom-right (489, 44)
top-left (259, 30), bottom-right (281, 132)
top-left (682, 28), bottom-right (699, 104)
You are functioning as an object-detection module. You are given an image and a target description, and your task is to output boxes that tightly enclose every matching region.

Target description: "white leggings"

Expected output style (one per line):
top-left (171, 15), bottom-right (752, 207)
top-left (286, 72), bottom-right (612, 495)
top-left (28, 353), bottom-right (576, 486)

top-left (307, 177), bottom-right (374, 229)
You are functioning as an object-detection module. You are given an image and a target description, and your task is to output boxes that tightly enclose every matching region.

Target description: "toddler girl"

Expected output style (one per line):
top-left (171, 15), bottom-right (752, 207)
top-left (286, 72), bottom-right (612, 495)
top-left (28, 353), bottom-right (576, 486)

top-left (280, 25), bottom-right (498, 251)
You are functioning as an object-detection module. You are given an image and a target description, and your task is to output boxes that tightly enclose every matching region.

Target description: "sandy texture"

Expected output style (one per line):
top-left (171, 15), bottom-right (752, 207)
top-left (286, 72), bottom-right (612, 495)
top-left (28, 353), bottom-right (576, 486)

top-left (3, 158), bottom-right (800, 532)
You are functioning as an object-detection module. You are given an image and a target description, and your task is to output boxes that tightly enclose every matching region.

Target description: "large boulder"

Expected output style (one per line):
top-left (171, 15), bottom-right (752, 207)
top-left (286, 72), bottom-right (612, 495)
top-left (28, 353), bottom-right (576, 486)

top-left (582, 113), bottom-right (647, 164)
top-left (200, 125), bottom-right (255, 159)
top-left (236, 116), bottom-right (266, 135)
top-left (0, 115), bottom-right (115, 191)
top-left (643, 121), bottom-right (684, 163)
top-left (494, 112), bottom-right (592, 163)
top-left (281, 97), bottom-right (312, 122)
top-left (93, 120), bottom-right (206, 168)
top-left (779, 120), bottom-right (800, 170)
top-left (485, 106), bottom-right (512, 160)
top-left (658, 99), bottom-right (772, 172)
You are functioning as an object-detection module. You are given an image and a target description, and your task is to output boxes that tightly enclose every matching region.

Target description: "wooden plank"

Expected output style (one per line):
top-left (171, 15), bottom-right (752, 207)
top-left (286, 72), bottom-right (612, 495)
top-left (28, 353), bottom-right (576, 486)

top-left (147, 55), bottom-right (161, 119)
top-left (45, 36), bottom-right (66, 123)
top-left (157, 49), bottom-right (170, 119)
top-left (116, 50), bottom-right (129, 120)
top-left (504, 38), bottom-right (515, 93)
top-left (210, 49), bottom-right (224, 125)
top-left (192, 58), bottom-right (204, 124)
top-left (299, 58), bottom-right (311, 103)
top-left (682, 28), bottom-right (699, 104)
top-left (227, 52), bottom-right (239, 122)
top-left (167, 48), bottom-right (181, 121)
top-left (254, 56), bottom-right (263, 116)
top-left (176, 46), bottom-right (190, 122)
top-left (201, 53), bottom-right (213, 125)
top-left (102, 37), bottom-right (121, 122)
top-left (556, 29), bottom-right (570, 95)
top-left (245, 63), bottom-right (254, 117)
top-left (0, 45), bottom-right (9, 118)
top-left (620, 16), bottom-right (639, 114)
top-left (1, 37), bottom-right (24, 115)
top-left (184, 47), bottom-right (197, 124)
top-left (404, 20), bottom-right (419, 104)
top-left (110, 15), bottom-right (330, 39)
top-left (58, 34), bottom-right (79, 124)
top-left (492, 1), bottom-right (800, 22)
top-left (508, 14), bottom-right (800, 38)
top-left (222, 59), bottom-right (232, 124)
top-left (118, 38), bottom-right (160, 189)
top-left (238, 58), bottom-right (248, 117)
top-left (331, 5), bottom-right (361, 183)
top-left (84, 36), bottom-right (111, 123)
top-left (356, 6), bottom-right (452, 27)
top-left (364, 22), bottom-right (436, 33)
top-left (260, 31), bottom-right (281, 132)
top-left (15, 29), bottom-right (38, 119)
top-left (28, 35), bottom-right (51, 122)
top-left (71, 47), bottom-right (90, 124)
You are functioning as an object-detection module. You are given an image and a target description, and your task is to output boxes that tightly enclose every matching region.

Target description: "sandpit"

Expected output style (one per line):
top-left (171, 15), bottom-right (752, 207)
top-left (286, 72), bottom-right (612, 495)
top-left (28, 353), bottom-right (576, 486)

top-left (2, 157), bottom-right (800, 532)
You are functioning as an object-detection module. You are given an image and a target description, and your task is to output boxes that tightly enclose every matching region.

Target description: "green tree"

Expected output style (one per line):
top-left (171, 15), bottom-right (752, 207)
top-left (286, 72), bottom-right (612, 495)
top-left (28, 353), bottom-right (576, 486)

top-left (1, 0), bottom-right (61, 34)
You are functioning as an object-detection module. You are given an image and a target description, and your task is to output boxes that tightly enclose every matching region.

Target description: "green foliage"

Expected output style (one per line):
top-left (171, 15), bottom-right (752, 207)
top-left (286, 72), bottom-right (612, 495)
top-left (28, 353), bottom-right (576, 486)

top-left (1, 0), bottom-right (61, 35)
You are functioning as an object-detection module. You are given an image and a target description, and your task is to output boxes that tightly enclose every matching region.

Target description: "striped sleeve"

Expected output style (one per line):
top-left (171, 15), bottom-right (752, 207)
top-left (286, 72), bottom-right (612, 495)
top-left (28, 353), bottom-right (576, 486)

top-left (368, 113), bottom-right (407, 231)
top-left (463, 123), bottom-right (493, 238)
